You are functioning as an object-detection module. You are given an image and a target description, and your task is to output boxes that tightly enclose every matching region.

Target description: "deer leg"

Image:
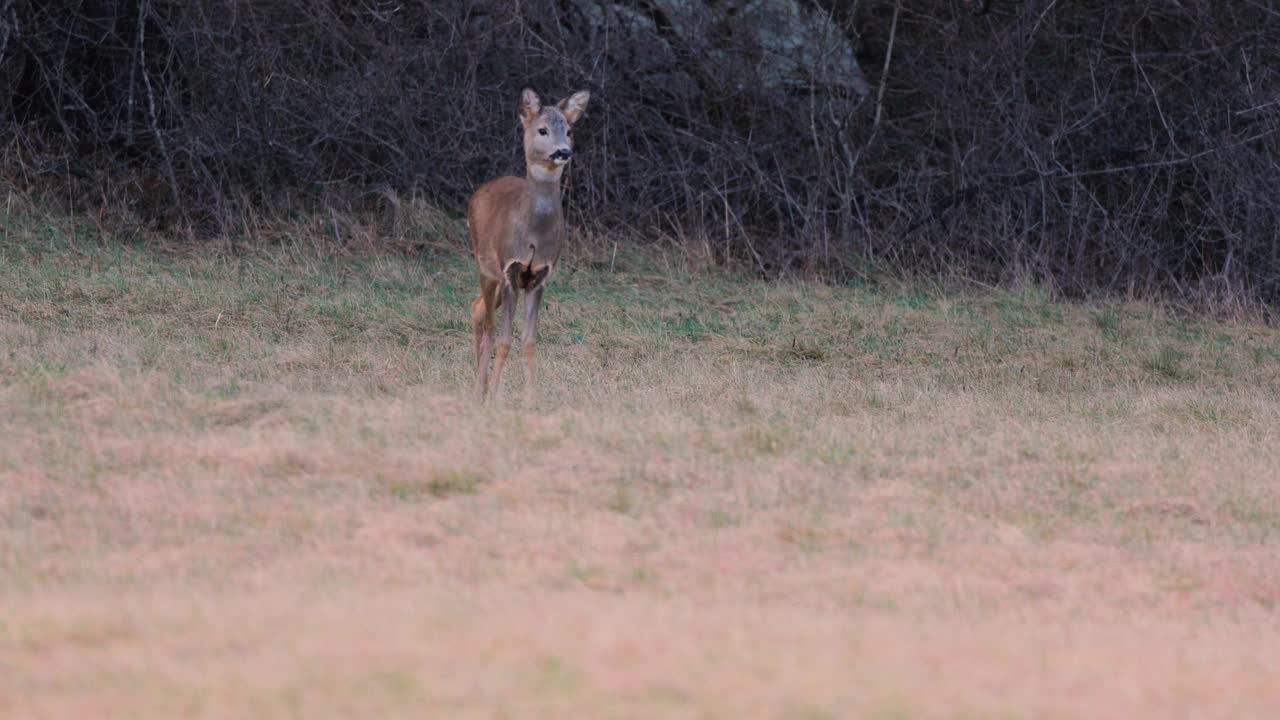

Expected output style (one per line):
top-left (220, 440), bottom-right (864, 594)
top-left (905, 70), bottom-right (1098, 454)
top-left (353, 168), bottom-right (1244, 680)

top-left (521, 274), bottom-right (548, 405)
top-left (488, 265), bottom-right (520, 400)
top-left (473, 278), bottom-right (500, 401)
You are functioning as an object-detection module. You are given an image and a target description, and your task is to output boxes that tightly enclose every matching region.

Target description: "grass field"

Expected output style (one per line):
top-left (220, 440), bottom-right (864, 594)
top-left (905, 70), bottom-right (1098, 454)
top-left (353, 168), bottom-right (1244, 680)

top-left (3, 205), bottom-right (1280, 718)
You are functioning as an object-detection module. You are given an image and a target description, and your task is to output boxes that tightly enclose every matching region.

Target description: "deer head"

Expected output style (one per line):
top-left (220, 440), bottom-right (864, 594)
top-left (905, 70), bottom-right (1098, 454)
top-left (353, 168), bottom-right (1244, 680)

top-left (518, 88), bottom-right (590, 182)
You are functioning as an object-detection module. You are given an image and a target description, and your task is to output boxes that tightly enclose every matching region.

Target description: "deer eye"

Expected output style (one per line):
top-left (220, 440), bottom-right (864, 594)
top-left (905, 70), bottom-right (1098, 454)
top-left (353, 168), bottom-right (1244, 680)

top-left (538, 128), bottom-right (548, 136)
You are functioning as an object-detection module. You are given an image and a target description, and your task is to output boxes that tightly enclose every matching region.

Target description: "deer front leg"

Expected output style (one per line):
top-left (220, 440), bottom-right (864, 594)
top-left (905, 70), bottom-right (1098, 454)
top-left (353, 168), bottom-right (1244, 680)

top-left (521, 283), bottom-right (545, 405)
top-left (488, 265), bottom-right (520, 401)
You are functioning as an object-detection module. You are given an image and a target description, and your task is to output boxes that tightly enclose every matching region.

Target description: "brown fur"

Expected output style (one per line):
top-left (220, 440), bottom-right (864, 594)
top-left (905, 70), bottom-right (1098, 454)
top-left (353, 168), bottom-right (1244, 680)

top-left (468, 88), bottom-right (590, 403)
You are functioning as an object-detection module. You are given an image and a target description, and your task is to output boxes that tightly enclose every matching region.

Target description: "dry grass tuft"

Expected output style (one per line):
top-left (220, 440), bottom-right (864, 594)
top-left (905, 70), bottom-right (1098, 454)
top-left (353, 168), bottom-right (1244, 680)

top-left (3, 203), bottom-right (1280, 717)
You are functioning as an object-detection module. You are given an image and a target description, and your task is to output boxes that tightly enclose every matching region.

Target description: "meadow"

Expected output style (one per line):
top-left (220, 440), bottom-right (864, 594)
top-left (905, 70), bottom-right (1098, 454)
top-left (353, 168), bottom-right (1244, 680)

top-left (2, 203), bottom-right (1279, 718)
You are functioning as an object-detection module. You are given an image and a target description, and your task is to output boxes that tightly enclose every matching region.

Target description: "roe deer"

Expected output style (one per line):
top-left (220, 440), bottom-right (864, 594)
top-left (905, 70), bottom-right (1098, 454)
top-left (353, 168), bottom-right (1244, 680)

top-left (467, 88), bottom-right (590, 404)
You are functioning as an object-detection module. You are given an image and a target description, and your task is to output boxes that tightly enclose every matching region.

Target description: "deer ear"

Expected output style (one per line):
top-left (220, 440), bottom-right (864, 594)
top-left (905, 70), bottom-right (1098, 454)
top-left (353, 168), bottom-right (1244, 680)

top-left (519, 89), bottom-right (541, 123)
top-left (558, 90), bottom-right (590, 125)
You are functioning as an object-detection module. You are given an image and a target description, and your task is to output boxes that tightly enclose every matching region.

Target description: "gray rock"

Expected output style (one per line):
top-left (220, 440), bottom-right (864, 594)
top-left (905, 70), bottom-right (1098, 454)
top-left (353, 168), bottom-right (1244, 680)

top-left (571, 0), bottom-right (869, 99)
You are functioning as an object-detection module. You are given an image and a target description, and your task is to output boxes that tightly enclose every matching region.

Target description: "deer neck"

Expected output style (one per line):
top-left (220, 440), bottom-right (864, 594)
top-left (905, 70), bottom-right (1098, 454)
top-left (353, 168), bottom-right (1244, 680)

top-left (524, 167), bottom-right (563, 231)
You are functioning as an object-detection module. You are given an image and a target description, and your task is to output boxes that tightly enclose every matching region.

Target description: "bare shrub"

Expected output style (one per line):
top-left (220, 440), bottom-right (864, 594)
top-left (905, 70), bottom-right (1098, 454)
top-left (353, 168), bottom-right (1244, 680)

top-left (1, 0), bottom-right (1277, 306)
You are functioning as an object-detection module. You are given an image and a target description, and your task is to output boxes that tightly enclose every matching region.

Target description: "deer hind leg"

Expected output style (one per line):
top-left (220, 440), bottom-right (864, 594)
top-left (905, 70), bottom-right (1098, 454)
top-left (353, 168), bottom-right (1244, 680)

top-left (473, 278), bottom-right (501, 401)
top-left (488, 263), bottom-right (521, 400)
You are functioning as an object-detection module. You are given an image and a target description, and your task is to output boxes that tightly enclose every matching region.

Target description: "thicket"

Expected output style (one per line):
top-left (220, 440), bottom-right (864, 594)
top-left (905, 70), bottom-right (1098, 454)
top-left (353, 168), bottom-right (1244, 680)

top-left (2, 1), bottom-right (1278, 306)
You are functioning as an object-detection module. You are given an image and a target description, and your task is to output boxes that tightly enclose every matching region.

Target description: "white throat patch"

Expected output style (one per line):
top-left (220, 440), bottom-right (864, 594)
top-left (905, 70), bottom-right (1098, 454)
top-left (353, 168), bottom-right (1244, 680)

top-left (528, 164), bottom-right (562, 184)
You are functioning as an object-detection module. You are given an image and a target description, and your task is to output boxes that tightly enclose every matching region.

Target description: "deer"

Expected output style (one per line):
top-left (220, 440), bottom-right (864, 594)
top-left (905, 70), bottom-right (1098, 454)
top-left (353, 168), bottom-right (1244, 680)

top-left (467, 88), bottom-right (590, 404)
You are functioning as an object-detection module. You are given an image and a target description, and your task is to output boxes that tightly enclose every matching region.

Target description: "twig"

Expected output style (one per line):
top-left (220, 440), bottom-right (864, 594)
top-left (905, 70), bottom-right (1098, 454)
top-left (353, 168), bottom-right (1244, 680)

top-left (137, 0), bottom-right (183, 220)
top-left (1057, 126), bottom-right (1280, 179)
top-left (867, 0), bottom-right (901, 147)
top-left (0, 0), bottom-right (16, 62)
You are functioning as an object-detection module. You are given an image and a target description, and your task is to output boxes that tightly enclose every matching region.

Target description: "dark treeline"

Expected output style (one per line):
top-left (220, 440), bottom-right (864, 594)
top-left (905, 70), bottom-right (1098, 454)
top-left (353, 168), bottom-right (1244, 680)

top-left (2, 1), bottom-right (1278, 306)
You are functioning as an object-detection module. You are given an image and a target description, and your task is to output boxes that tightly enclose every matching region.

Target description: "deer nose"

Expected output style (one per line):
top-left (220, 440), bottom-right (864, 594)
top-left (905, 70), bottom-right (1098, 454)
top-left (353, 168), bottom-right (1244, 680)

top-left (550, 149), bottom-right (572, 162)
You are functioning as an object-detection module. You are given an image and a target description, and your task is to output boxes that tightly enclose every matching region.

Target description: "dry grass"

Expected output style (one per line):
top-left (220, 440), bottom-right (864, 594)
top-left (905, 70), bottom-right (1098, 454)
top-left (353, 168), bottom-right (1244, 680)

top-left (3, 204), bottom-right (1280, 718)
